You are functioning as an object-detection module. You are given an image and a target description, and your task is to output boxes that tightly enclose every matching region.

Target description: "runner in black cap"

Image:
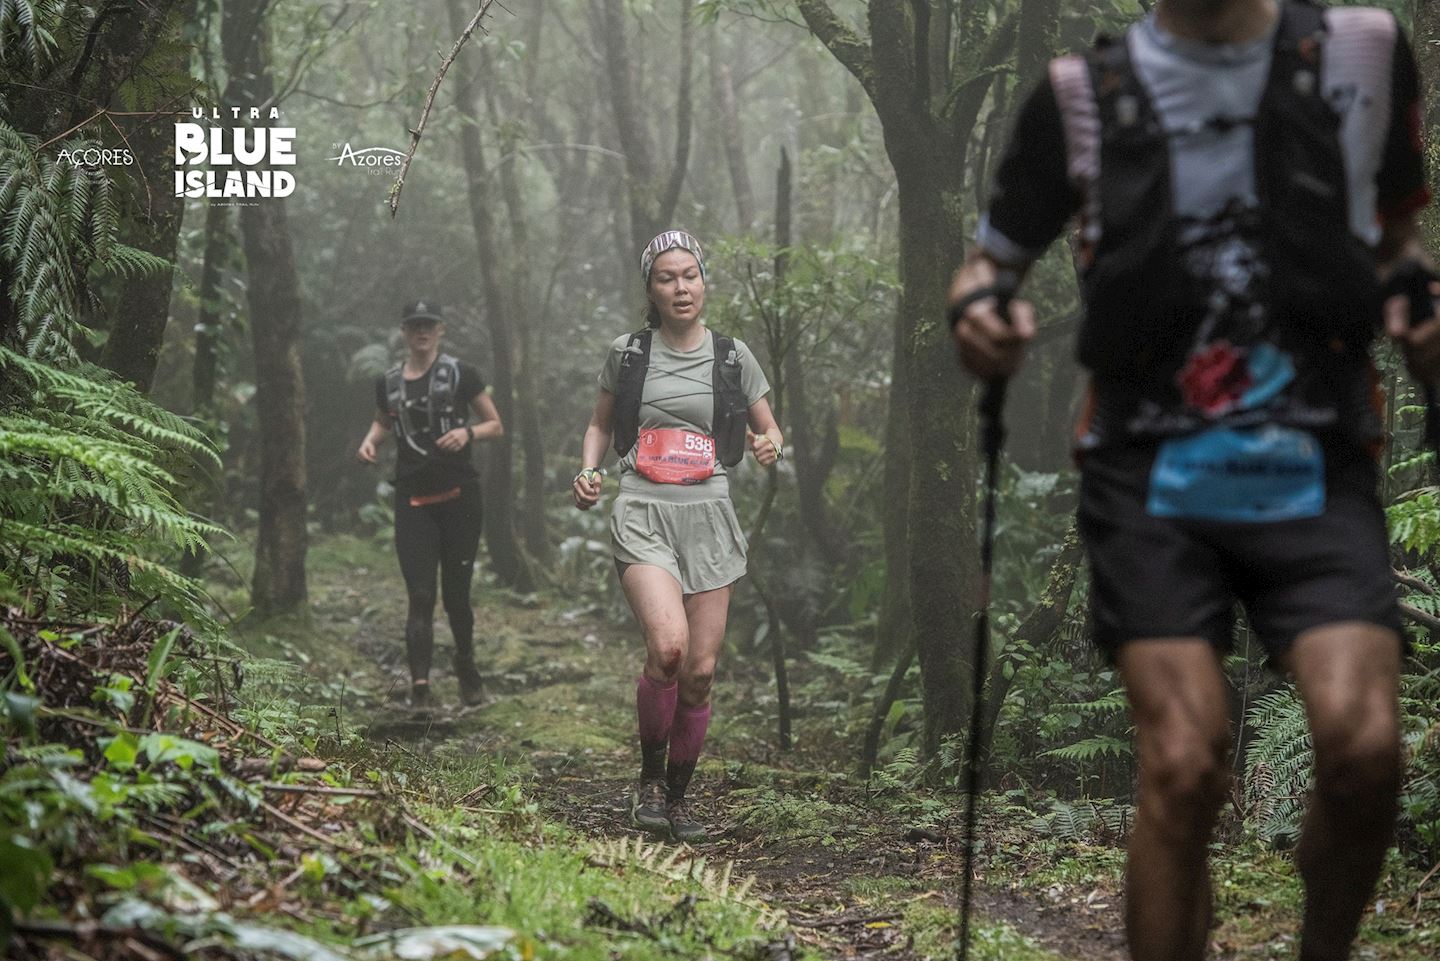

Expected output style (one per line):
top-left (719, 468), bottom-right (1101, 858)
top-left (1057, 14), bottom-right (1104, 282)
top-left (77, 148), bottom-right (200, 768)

top-left (358, 301), bottom-right (503, 709)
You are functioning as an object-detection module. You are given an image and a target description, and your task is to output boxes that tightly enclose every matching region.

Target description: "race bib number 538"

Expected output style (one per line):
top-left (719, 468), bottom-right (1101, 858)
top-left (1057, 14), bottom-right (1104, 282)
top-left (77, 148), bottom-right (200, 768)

top-left (636, 428), bottom-right (716, 485)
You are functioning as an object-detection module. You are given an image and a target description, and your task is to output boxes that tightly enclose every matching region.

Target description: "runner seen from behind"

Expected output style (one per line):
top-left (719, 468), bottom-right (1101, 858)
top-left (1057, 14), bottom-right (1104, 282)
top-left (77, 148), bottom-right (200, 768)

top-left (949, 1), bottom-right (1433, 959)
top-left (573, 230), bottom-right (782, 843)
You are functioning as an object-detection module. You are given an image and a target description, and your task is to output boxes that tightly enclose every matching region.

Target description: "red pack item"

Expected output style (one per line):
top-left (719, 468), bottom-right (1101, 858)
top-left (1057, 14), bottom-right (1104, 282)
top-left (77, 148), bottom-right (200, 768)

top-left (635, 428), bottom-right (716, 485)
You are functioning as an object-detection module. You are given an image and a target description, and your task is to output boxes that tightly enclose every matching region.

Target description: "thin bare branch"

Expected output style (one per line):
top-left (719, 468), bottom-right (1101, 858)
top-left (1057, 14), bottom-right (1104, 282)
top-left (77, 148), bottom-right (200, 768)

top-left (388, 0), bottom-right (503, 218)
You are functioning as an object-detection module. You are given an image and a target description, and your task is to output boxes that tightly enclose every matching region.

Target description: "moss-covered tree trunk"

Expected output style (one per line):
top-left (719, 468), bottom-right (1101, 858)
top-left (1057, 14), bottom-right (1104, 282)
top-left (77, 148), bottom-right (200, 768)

top-left (446, 0), bottom-right (532, 591)
top-left (222, 0), bottom-right (308, 615)
top-left (799, 0), bottom-right (1056, 753)
top-left (100, 116), bottom-right (185, 392)
top-left (1417, 0), bottom-right (1439, 246)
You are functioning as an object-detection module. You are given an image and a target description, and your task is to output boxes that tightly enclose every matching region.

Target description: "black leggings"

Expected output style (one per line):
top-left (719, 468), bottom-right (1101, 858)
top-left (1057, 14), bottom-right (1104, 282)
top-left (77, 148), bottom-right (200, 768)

top-left (393, 483), bottom-right (483, 681)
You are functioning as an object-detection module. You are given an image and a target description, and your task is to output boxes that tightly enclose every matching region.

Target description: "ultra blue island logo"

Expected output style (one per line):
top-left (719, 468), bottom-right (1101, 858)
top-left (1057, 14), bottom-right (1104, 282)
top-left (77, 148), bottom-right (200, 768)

top-left (174, 106), bottom-right (296, 198)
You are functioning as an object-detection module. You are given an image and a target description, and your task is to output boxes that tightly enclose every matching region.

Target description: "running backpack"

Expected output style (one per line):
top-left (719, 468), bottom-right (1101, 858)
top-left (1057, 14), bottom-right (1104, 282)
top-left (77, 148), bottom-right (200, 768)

top-left (384, 354), bottom-right (468, 455)
top-left (612, 329), bottom-right (749, 468)
top-left (1054, 0), bottom-right (1382, 380)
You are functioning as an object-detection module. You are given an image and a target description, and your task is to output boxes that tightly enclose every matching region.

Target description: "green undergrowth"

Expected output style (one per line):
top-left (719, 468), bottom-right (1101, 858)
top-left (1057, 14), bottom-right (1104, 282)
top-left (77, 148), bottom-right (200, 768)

top-left (1, 534), bottom-right (799, 959)
top-left (841, 877), bottom-right (1065, 961)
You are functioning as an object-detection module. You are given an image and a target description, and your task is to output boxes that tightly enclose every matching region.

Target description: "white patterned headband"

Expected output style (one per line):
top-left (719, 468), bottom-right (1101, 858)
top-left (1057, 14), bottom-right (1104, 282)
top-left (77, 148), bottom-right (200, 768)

top-left (640, 230), bottom-right (706, 284)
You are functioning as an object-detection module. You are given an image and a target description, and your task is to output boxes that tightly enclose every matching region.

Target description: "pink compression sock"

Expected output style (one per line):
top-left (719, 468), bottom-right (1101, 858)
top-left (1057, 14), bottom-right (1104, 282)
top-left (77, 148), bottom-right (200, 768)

top-left (665, 702), bottom-right (712, 800)
top-left (636, 674), bottom-right (678, 779)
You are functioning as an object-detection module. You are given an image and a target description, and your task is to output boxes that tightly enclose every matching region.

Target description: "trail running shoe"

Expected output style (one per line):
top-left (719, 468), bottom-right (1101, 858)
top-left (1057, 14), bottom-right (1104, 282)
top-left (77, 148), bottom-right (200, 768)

top-left (667, 798), bottom-right (706, 843)
top-left (631, 779), bottom-right (670, 833)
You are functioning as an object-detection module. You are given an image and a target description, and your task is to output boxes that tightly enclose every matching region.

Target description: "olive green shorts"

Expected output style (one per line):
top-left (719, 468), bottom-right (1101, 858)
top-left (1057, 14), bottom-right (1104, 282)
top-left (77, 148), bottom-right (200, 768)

top-left (610, 493), bottom-right (748, 595)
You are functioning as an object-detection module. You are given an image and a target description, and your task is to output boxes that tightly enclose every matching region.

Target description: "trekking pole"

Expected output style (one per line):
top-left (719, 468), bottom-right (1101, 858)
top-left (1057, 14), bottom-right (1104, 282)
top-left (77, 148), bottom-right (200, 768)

top-left (1386, 259), bottom-right (1440, 452)
top-left (948, 271), bottom-right (1018, 961)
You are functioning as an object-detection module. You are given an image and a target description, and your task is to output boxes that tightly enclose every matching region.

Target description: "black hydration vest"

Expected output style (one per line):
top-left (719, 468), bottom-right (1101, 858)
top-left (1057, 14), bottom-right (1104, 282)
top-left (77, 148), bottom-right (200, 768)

top-left (612, 329), bottom-right (749, 468)
top-left (1077, 0), bottom-right (1380, 389)
top-left (384, 354), bottom-right (467, 456)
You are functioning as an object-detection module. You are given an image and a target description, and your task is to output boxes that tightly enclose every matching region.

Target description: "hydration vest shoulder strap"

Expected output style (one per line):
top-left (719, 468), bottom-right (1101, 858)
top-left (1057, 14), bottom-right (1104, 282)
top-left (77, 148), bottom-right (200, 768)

top-left (712, 333), bottom-right (748, 468)
top-left (384, 363), bottom-right (414, 439)
top-left (613, 329), bottom-right (653, 458)
top-left (431, 354), bottom-right (465, 434)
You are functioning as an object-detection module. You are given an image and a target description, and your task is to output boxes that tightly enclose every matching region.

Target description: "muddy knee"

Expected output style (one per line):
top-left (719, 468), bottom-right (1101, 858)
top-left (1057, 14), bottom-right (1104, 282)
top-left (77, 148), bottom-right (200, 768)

top-left (644, 627), bottom-right (688, 682)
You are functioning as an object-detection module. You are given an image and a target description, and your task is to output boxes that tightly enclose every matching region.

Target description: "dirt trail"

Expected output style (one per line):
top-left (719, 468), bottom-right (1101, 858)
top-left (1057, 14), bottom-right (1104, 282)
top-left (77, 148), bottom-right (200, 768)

top-left (311, 556), bottom-right (1129, 961)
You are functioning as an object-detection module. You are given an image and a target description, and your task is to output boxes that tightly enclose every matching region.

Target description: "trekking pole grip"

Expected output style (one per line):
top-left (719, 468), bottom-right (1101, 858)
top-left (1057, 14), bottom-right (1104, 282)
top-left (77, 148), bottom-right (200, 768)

top-left (948, 271), bottom-right (1019, 458)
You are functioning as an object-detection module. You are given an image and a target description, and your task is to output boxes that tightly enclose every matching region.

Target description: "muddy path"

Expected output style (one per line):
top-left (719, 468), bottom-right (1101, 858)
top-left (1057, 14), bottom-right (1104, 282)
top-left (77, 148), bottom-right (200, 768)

top-left (302, 545), bottom-right (1129, 961)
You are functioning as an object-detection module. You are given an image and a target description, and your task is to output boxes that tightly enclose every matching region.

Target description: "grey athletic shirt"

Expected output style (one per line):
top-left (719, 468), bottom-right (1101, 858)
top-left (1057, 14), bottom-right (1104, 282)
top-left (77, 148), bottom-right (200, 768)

top-left (598, 328), bottom-right (770, 502)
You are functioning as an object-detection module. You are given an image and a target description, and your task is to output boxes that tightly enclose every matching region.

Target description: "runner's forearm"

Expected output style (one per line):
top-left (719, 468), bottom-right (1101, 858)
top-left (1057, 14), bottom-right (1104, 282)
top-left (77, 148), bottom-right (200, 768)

top-left (581, 423), bottom-right (612, 470)
top-left (467, 420), bottom-right (503, 441)
top-left (363, 418), bottom-right (390, 446)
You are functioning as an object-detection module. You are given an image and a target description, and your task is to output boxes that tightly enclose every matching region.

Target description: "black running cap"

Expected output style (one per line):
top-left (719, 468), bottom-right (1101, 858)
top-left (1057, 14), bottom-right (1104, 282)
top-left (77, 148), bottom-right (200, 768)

top-left (401, 300), bottom-right (443, 324)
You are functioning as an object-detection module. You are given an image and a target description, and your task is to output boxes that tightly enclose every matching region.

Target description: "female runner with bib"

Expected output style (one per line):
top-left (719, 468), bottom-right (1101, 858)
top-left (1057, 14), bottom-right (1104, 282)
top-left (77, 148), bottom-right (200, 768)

top-left (573, 230), bottom-right (781, 842)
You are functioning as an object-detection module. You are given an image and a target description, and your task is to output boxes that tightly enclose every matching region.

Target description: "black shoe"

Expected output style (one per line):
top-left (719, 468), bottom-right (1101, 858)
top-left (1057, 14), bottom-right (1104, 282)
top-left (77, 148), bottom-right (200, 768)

top-left (409, 681), bottom-right (433, 711)
top-left (666, 798), bottom-right (706, 843)
top-left (631, 779), bottom-right (670, 833)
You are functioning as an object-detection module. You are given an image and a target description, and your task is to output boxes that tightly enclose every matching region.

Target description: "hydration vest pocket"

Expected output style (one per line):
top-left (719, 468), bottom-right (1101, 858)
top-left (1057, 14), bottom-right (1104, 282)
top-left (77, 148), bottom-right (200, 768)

top-left (635, 429), bottom-right (717, 485)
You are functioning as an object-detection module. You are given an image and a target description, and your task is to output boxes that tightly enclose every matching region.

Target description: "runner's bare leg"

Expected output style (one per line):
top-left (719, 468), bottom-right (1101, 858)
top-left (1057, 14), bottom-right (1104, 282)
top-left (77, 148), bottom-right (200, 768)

top-left (1117, 639), bottom-right (1232, 961)
top-left (678, 585), bottom-right (731, 708)
top-left (1284, 622), bottom-right (1402, 961)
top-left (622, 564), bottom-right (690, 682)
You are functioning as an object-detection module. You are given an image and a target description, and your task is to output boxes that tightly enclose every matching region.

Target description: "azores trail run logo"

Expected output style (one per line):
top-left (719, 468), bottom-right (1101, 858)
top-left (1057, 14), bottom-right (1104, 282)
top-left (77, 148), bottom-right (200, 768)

top-left (330, 143), bottom-right (405, 174)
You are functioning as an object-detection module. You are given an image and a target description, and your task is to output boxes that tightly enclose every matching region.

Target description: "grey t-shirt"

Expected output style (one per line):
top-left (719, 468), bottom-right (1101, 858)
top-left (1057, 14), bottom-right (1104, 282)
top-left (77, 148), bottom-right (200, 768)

top-left (599, 328), bottom-right (770, 501)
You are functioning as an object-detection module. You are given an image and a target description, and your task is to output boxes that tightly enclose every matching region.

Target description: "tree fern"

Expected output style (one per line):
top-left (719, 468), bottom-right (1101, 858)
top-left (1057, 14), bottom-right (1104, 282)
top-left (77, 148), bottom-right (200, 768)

top-left (0, 0), bottom-right (64, 76)
top-left (0, 121), bottom-right (143, 361)
top-left (0, 347), bottom-right (222, 632)
top-left (1244, 689), bottom-right (1312, 844)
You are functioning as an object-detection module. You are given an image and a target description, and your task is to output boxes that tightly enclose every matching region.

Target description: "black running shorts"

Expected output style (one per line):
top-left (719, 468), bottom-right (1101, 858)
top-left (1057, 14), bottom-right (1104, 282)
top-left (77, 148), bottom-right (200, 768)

top-left (1077, 439), bottom-right (1402, 660)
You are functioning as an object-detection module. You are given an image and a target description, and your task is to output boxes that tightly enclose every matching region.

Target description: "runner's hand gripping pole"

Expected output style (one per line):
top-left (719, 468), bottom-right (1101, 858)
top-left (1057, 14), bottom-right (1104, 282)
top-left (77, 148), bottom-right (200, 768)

top-left (1384, 259), bottom-right (1440, 452)
top-left (947, 271), bottom-right (1018, 961)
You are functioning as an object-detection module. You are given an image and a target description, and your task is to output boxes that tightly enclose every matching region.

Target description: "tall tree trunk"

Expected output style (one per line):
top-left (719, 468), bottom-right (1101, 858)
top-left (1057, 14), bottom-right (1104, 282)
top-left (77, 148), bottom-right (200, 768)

top-left (799, 0), bottom-right (1046, 753)
top-left (191, 201), bottom-right (232, 419)
top-left (874, 295), bottom-right (914, 668)
top-left (709, 31), bottom-right (755, 232)
top-left (1417, 1), bottom-right (1440, 234)
top-left (100, 115), bottom-right (185, 391)
top-left (222, 0), bottom-right (308, 616)
top-left (782, 319), bottom-right (844, 561)
top-left (745, 149), bottom-right (796, 750)
top-left (446, 0), bottom-right (531, 590)
top-left (178, 199), bottom-right (232, 580)
top-left (486, 88), bottom-right (550, 566)
top-left (596, 0), bottom-right (695, 253)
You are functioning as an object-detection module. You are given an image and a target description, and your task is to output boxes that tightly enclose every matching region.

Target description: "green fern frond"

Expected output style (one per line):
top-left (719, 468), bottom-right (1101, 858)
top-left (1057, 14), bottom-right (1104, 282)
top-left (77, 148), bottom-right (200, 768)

top-left (101, 243), bottom-right (172, 280)
top-left (1244, 689), bottom-right (1312, 843)
top-left (1041, 735), bottom-right (1133, 764)
top-left (0, 0), bottom-right (64, 75)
